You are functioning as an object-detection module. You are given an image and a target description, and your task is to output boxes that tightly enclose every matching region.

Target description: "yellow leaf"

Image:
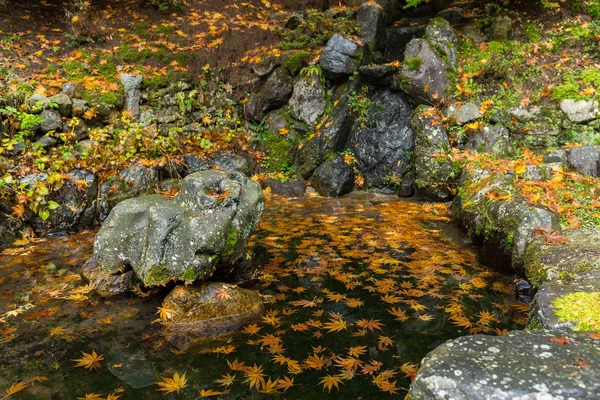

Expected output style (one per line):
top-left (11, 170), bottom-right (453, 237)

top-left (156, 371), bottom-right (188, 394)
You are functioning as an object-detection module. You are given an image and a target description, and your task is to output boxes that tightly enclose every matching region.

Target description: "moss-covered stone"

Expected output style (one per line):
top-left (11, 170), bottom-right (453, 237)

top-left (283, 51), bottom-right (311, 75)
top-left (553, 291), bottom-right (600, 331)
top-left (145, 265), bottom-right (173, 286)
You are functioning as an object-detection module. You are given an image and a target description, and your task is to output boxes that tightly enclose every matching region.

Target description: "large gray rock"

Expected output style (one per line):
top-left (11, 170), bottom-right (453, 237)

top-left (289, 72), bottom-right (326, 128)
top-left (466, 124), bottom-right (514, 158)
top-left (349, 90), bottom-right (415, 196)
top-left (412, 106), bottom-right (458, 201)
top-left (357, 2), bottom-right (385, 51)
top-left (310, 154), bottom-right (354, 197)
top-left (162, 283), bottom-right (264, 349)
top-left (244, 93), bottom-right (265, 122)
top-left (51, 94), bottom-right (72, 117)
top-left (410, 330), bottom-right (600, 400)
top-left (213, 153), bottom-right (251, 176)
top-left (319, 34), bottom-right (362, 80)
top-left (120, 74), bottom-right (143, 119)
top-left (296, 82), bottom-right (357, 178)
top-left (560, 99), bottom-right (599, 123)
top-left (261, 67), bottom-right (293, 111)
top-left (358, 64), bottom-right (396, 87)
top-left (445, 102), bottom-right (481, 124)
top-left (565, 146), bottom-right (600, 177)
top-left (399, 38), bottom-right (449, 105)
top-left (97, 165), bottom-right (158, 221)
top-left (94, 170), bottom-right (264, 287)
top-left (424, 17), bottom-right (458, 69)
top-left (40, 109), bottom-right (63, 133)
top-left (27, 94), bottom-right (50, 113)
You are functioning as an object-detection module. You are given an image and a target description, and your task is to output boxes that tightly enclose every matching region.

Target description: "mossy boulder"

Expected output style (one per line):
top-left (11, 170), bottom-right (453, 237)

top-left (162, 283), bottom-right (264, 349)
top-left (524, 229), bottom-right (600, 287)
top-left (453, 169), bottom-right (560, 271)
top-left (528, 272), bottom-right (600, 331)
top-left (93, 170), bottom-right (264, 288)
top-left (412, 105), bottom-right (459, 201)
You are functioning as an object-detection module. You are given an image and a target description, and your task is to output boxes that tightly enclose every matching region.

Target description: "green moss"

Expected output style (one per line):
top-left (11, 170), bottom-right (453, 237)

top-left (405, 57), bottom-right (424, 71)
top-left (283, 51), bottom-right (311, 75)
top-left (145, 265), bottom-right (173, 285)
top-left (525, 315), bottom-right (543, 331)
top-left (553, 291), bottom-right (600, 331)
top-left (523, 22), bottom-right (542, 42)
top-left (224, 226), bottom-right (240, 257)
top-left (82, 91), bottom-right (122, 108)
top-left (524, 239), bottom-right (546, 286)
top-left (262, 130), bottom-right (293, 173)
top-left (180, 268), bottom-right (200, 282)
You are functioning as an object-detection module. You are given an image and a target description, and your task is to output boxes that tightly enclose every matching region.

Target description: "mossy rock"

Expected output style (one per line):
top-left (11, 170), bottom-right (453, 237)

top-left (527, 272), bottom-right (600, 331)
top-left (524, 229), bottom-right (600, 287)
top-left (162, 283), bottom-right (264, 349)
top-left (282, 50), bottom-right (311, 75)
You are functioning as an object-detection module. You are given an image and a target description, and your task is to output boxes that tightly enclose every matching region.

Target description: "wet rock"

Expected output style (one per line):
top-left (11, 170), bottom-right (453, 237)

top-left (560, 99), bottom-right (599, 123)
top-left (51, 93), bottom-right (72, 117)
top-left (445, 102), bottom-right (480, 124)
top-left (97, 165), bottom-right (158, 221)
top-left (94, 170), bottom-right (264, 287)
top-left (106, 348), bottom-right (157, 389)
top-left (261, 179), bottom-right (306, 197)
top-left (40, 109), bottom-right (63, 133)
top-left (410, 330), bottom-right (600, 400)
top-left (399, 38), bottom-right (449, 105)
top-left (358, 64), bottom-right (396, 87)
top-left (244, 93), bottom-right (265, 122)
top-left (163, 283), bottom-right (264, 348)
top-left (119, 74), bottom-right (142, 119)
top-left (319, 34), bottom-right (362, 80)
top-left (213, 153), bottom-right (251, 176)
top-left (565, 145), bottom-right (600, 177)
top-left (70, 118), bottom-right (89, 141)
top-left (349, 90), bottom-right (414, 196)
top-left (296, 82), bottom-right (357, 178)
top-left (183, 155), bottom-right (211, 174)
top-left (34, 135), bottom-right (58, 149)
top-left (261, 67), bottom-right (293, 111)
top-left (41, 169), bottom-right (98, 232)
top-left (384, 25), bottom-right (426, 61)
top-left (524, 229), bottom-right (600, 287)
top-left (81, 256), bottom-right (140, 297)
top-left (490, 15), bottom-right (513, 40)
top-left (289, 72), bottom-right (326, 127)
top-left (0, 210), bottom-right (21, 250)
top-left (424, 17), bottom-right (457, 69)
top-left (310, 154), bottom-right (354, 197)
top-left (27, 93), bottom-right (50, 113)
top-left (412, 106), bottom-right (458, 201)
top-left (466, 124), bottom-right (514, 158)
top-left (528, 270), bottom-right (600, 330)
top-left (357, 2), bottom-right (385, 51)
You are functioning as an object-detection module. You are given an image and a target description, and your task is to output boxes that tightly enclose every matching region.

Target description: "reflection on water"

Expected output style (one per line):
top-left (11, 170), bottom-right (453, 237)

top-left (0, 193), bottom-right (526, 399)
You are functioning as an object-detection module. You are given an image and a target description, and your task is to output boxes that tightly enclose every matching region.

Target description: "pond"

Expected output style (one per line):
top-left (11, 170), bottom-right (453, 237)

top-left (0, 193), bottom-right (527, 399)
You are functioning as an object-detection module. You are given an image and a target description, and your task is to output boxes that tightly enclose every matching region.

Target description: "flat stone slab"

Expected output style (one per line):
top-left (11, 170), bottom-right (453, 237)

top-left (529, 272), bottom-right (600, 330)
top-left (410, 330), bottom-right (600, 400)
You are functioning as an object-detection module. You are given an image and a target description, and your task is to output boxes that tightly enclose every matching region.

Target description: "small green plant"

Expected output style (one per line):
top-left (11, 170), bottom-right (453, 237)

top-left (348, 86), bottom-right (371, 131)
top-left (405, 57), bottom-right (423, 71)
top-left (145, 0), bottom-right (186, 12)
